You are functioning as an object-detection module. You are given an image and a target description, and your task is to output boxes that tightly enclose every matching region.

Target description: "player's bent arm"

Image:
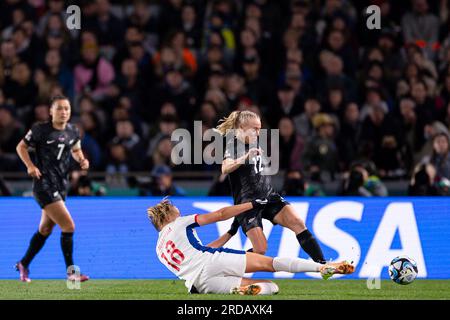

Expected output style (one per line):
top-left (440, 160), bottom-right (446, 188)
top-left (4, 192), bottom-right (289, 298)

top-left (206, 232), bottom-right (233, 248)
top-left (16, 140), bottom-right (41, 179)
top-left (196, 202), bottom-right (254, 226)
top-left (221, 148), bottom-right (262, 174)
top-left (221, 156), bottom-right (245, 174)
top-left (71, 141), bottom-right (89, 170)
top-left (16, 140), bottom-right (35, 169)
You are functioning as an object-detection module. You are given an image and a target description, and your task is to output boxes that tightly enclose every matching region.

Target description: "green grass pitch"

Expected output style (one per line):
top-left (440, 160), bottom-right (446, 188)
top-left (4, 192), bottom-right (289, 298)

top-left (0, 279), bottom-right (449, 300)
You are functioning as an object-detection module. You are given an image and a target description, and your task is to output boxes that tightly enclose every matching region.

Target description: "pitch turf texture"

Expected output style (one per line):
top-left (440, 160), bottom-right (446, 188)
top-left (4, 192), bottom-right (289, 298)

top-left (0, 280), bottom-right (449, 300)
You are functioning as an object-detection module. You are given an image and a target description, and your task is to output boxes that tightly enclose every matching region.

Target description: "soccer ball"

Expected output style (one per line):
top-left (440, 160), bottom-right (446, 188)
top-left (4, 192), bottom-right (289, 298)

top-left (388, 256), bottom-right (418, 285)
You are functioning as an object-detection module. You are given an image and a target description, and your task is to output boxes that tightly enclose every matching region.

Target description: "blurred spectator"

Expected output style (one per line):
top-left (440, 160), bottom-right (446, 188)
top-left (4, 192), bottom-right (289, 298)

top-left (154, 30), bottom-right (197, 77)
top-left (324, 28), bottom-right (356, 76)
top-left (224, 72), bottom-right (246, 110)
top-left (126, 0), bottom-right (160, 51)
top-left (337, 102), bottom-right (362, 170)
top-left (38, 48), bottom-right (74, 101)
top-left (293, 98), bottom-right (321, 138)
top-left (11, 25), bottom-right (34, 67)
top-left (3, 61), bottom-right (37, 123)
top-left (401, 0), bottom-right (439, 58)
top-left (415, 120), bottom-right (450, 163)
top-left (197, 100), bottom-right (219, 130)
top-left (33, 103), bottom-right (50, 123)
top-left (270, 84), bottom-right (303, 128)
top-left (303, 113), bottom-right (339, 181)
top-left (423, 132), bottom-right (450, 180)
top-left (110, 119), bottom-right (143, 170)
top-left (323, 86), bottom-right (345, 118)
top-left (282, 170), bottom-right (305, 196)
top-left (282, 170), bottom-right (325, 197)
top-left (68, 171), bottom-right (106, 196)
top-left (77, 122), bottom-right (103, 170)
top-left (181, 3), bottom-right (201, 50)
top-left (359, 103), bottom-right (405, 178)
top-left (106, 143), bottom-right (131, 175)
top-left (74, 40), bottom-right (115, 101)
top-left (0, 40), bottom-right (20, 88)
top-left (0, 175), bottom-right (13, 196)
top-left (0, 104), bottom-right (23, 170)
top-left (340, 166), bottom-right (372, 196)
top-left (408, 163), bottom-right (439, 195)
top-left (84, 0), bottom-right (124, 57)
top-left (241, 53), bottom-right (274, 111)
top-left (146, 114), bottom-right (179, 161)
top-left (151, 135), bottom-right (176, 169)
top-left (37, 0), bottom-right (72, 37)
top-left (154, 66), bottom-right (196, 122)
top-left (352, 161), bottom-right (389, 196)
top-left (143, 165), bottom-right (186, 196)
top-left (278, 117), bottom-right (304, 171)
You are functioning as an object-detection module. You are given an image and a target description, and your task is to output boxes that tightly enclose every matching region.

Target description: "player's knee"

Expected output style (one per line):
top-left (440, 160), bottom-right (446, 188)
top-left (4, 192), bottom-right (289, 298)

top-left (63, 222), bottom-right (75, 233)
top-left (288, 216), bottom-right (306, 232)
top-left (39, 226), bottom-right (53, 236)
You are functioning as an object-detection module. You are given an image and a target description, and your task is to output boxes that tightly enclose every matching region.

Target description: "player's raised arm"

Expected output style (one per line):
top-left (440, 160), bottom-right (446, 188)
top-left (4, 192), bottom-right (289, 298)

top-left (196, 199), bottom-right (267, 226)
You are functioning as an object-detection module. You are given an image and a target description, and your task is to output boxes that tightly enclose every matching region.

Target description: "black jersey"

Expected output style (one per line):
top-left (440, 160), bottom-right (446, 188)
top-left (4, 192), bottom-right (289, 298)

top-left (23, 122), bottom-right (80, 193)
top-left (224, 137), bottom-right (273, 204)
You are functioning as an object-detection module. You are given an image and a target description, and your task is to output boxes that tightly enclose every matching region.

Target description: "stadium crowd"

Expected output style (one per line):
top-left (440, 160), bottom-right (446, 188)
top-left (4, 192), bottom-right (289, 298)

top-left (1, 0), bottom-right (450, 196)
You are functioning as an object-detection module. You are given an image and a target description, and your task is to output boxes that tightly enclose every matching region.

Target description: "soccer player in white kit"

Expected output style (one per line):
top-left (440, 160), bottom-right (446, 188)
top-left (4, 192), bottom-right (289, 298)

top-left (148, 198), bottom-right (354, 295)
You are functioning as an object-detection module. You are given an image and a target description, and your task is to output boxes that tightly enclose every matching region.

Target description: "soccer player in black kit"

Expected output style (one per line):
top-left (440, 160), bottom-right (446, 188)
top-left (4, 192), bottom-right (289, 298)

top-left (14, 95), bottom-right (89, 282)
top-left (214, 110), bottom-right (327, 264)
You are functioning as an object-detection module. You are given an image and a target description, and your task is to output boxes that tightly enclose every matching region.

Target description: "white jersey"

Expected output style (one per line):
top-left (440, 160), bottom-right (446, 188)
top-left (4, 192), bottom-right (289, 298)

top-left (156, 214), bottom-right (245, 291)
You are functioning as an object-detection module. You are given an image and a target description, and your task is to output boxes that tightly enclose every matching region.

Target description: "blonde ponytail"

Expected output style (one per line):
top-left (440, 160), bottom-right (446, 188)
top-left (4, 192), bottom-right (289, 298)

top-left (215, 110), bottom-right (259, 136)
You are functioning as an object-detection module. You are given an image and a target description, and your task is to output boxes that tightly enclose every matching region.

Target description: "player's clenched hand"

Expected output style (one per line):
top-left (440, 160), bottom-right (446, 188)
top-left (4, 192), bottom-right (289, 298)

top-left (80, 158), bottom-right (89, 170)
top-left (247, 148), bottom-right (263, 159)
top-left (27, 165), bottom-right (42, 179)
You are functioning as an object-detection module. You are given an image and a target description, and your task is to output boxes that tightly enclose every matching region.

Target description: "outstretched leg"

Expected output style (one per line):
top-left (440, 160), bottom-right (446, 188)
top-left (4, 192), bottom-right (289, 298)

top-left (245, 252), bottom-right (354, 278)
top-left (273, 205), bottom-right (326, 263)
top-left (231, 253), bottom-right (354, 295)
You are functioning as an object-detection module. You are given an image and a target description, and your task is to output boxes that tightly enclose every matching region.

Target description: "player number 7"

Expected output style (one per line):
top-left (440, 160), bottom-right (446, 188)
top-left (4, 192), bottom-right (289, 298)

top-left (57, 144), bottom-right (65, 160)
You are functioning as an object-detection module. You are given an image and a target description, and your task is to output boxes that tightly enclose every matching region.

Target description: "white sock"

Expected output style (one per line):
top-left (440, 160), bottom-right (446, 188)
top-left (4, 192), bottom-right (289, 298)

top-left (254, 282), bottom-right (279, 295)
top-left (273, 257), bottom-right (322, 273)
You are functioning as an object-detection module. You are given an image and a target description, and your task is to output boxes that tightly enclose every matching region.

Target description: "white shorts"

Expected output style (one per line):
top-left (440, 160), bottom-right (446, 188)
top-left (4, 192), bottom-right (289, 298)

top-left (193, 250), bottom-right (247, 294)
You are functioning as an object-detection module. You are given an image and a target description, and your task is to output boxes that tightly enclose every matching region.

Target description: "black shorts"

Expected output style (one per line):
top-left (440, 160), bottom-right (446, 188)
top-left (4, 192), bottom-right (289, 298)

top-left (236, 194), bottom-right (290, 234)
top-left (33, 189), bottom-right (66, 209)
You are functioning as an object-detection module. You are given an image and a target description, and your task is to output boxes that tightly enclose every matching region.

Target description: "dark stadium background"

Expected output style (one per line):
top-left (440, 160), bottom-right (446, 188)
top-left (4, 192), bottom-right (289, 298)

top-left (0, 0), bottom-right (449, 197)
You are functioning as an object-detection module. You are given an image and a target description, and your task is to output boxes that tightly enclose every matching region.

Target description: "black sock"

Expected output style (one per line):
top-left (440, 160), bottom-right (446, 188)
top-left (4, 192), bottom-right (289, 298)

top-left (61, 232), bottom-right (74, 270)
top-left (296, 229), bottom-right (326, 264)
top-left (21, 231), bottom-right (49, 268)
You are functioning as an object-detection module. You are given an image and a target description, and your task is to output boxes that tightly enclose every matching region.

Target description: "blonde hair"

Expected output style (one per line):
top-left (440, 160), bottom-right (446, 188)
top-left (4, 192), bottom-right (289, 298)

top-left (215, 110), bottom-right (259, 136)
top-left (147, 197), bottom-right (174, 230)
